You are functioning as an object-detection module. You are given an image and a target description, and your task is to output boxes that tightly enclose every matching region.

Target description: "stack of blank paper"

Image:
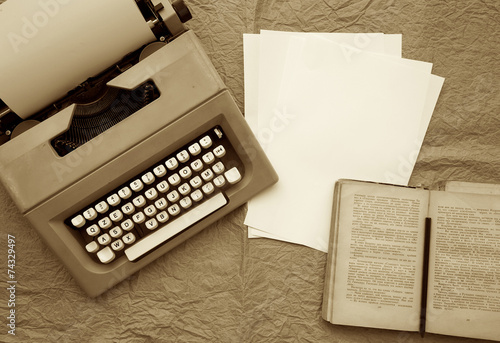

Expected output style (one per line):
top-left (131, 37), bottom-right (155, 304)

top-left (243, 30), bottom-right (445, 252)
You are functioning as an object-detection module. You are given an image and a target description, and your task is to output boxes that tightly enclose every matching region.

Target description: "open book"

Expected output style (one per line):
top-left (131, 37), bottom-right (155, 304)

top-left (322, 179), bottom-right (500, 341)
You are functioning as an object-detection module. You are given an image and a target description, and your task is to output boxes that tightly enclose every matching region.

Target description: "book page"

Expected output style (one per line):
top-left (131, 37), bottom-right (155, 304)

top-left (328, 180), bottom-right (429, 332)
top-left (427, 191), bottom-right (500, 341)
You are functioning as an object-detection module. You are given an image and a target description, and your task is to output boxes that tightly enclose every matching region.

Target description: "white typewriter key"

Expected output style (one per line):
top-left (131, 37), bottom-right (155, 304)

top-left (179, 166), bottom-right (192, 179)
top-left (190, 159), bottom-right (203, 172)
top-left (168, 173), bottom-right (181, 186)
top-left (188, 143), bottom-right (201, 156)
top-left (121, 219), bottom-right (134, 231)
top-left (202, 182), bottom-right (215, 195)
top-left (130, 179), bottom-right (144, 192)
top-left (145, 205), bottom-right (157, 217)
top-left (212, 162), bottom-right (225, 175)
top-left (225, 167), bottom-right (242, 185)
top-left (141, 172), bottom-right (155, 185)
top-left (86, 224), bottom-right (100, 237)
top-left (109, 210), bottom-right (123, 222)
top-left (109, 227), bottom-right (123, 238)
top-left (190, 176), bottom-right (202, 189)
top-left (118, 186), bottom-right (132, 199)
top-left (98, 233), bottom-right (111, 246)
top-left (111, 240), bottom-right (124, 252)
top-left (107, 194), bottom-right (121, 207)
top-left (177, 150), bottom-right (190, 163)
top-left (214, 175), bottom-right (226, 188)
top-left (95, 201), bottom-right (109, 214)
top-left (145, 218), bottom-right (158, 230)
top-left (85, 241), bottom-right (99, 253)
top-left (83, 208), bottom-right (97, 221)
top-left (156, 211), bottom-right (169, 223)
top-left (180, 197), bottom-right (192, 209)
top-left (213, 145), bottom-right (226, 158)
top-left (71, 214), bottom-right (86, 228)
top-left (133, 195), bottom-right (146, 207)
top-left (191, 190), bottom-right (203, 202)
top-left (154, 198), bottom-right (168, 210)
top-left (165, 157), bottom-right (178, 170)
top-left (132, 212), bottom-right (146, 224)
top-left (123, 233), bottom-right (136, 245)
top-left (121, 202), bottom-right (135, 215)
top-left (178, 183), bottom-right (191, 196)
top-left (200, 136), bottom-right (212, 149)
top-left (97, 247), bottom-right (115, 264)
top-left (98, 217), bottom-right (112, 230)
top-left (202, 152), bottom-right (215, 164)
top-left (145, 188), bottom-right (158, 200)
top-left (167, 190), bottom-right (180, 202)
top-left (156, 180), bottom-right (170, 193)
top-left (168, 204), bottom-right (181, 216)
top-left (153, 165), bottom-right (167, 177)
top-left (201, 169), bottom-right (214, 182)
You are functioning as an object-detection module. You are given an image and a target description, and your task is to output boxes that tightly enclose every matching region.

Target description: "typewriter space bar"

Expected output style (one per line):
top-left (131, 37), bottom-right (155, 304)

top-left (125, 193), bottom-right (227, 262)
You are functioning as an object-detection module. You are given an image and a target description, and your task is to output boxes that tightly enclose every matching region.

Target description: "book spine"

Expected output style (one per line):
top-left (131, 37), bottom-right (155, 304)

top-left (419, 217), bottom-right (432, 337)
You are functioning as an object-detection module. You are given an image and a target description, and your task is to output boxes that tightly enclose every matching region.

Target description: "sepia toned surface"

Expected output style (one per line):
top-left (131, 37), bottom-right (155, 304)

top-left (0, 0), bottom-right (498, 342)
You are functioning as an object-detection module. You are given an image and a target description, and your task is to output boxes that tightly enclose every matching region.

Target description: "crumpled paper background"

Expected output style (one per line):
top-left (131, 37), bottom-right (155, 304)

top-left (0, 0), bottom-right (499, 342)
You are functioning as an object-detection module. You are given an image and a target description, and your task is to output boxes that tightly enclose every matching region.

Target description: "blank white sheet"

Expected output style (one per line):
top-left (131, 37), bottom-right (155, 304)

top-left (243, 32), bottom-right (444, 252)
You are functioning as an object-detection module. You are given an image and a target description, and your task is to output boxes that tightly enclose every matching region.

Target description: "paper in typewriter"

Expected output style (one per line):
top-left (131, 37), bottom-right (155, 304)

top-left (244, 32), bottom-right (444, 252)
top-left (0, 0), bottom-right (156, 118)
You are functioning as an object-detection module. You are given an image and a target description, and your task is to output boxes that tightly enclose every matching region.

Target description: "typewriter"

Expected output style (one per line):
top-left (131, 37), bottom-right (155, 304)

top-left (0, 0), bottom-right (278, 297)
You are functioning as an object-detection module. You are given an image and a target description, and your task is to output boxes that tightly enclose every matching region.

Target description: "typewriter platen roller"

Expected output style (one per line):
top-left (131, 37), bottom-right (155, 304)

top-left (0, 0), bottom-right (278, 296)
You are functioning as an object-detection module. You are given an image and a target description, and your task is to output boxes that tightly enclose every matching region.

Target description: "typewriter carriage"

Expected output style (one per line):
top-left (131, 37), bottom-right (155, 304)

top-left (0, 0), bottom-right (191, 145)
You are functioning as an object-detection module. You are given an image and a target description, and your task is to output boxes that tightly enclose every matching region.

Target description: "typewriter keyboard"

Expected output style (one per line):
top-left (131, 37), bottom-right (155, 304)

top-left (67, 126), bottom-right (243, 264)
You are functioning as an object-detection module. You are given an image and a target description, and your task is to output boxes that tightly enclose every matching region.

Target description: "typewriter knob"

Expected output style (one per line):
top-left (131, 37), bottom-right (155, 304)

top-left (11, 120), bottom-right (40, 139)
top-left (139, 42), bottom-right (167, 61)
top-left (172, 0), bottom-right (192, 23)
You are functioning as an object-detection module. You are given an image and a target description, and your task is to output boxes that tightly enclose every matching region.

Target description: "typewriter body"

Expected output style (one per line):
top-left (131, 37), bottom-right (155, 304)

top-left (0, 0), bottom-right (277, 297)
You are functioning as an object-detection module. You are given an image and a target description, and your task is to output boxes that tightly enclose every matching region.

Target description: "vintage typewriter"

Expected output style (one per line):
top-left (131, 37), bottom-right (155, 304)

top-left (0, 0), bottom-right (278, 297)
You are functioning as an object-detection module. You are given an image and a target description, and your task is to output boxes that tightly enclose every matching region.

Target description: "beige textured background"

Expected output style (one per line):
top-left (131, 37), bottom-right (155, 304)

top-left (0, 0), bottom-right (499, 342)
